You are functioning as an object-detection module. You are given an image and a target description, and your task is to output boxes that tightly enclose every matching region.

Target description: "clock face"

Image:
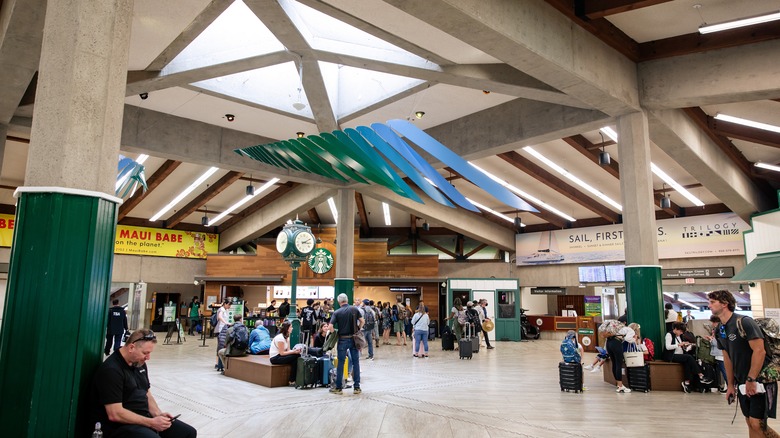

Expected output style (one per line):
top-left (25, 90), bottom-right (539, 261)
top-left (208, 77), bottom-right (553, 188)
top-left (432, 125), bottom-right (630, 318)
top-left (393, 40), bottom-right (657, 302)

top-left (276, 231), bottom-right (288, 254)
top-left (294, 231), bottom-right (315, 255)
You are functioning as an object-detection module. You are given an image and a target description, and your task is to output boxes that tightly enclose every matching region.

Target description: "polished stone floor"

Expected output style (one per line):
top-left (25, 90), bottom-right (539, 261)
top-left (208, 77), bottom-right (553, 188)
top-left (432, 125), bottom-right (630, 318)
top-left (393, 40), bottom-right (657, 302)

top-left (145, 335), bottom-right (753, 437)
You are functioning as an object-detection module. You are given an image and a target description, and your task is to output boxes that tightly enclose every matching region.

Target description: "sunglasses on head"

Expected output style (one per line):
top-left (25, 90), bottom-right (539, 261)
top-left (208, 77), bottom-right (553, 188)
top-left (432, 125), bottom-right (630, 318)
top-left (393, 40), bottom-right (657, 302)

top-left (132, 331), bottom-right (156, 343)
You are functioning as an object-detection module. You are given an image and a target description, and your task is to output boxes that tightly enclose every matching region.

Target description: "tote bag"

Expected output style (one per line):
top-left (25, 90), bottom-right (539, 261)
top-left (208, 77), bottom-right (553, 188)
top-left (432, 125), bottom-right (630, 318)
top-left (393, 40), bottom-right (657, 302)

top-left (624, 343), bottom-right (645, 367)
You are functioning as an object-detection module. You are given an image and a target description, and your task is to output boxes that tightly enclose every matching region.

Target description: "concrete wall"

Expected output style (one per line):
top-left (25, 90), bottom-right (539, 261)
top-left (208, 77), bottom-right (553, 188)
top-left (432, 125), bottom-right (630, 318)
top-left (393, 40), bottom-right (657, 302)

top-left (112, 254), bottom-right (205, 284)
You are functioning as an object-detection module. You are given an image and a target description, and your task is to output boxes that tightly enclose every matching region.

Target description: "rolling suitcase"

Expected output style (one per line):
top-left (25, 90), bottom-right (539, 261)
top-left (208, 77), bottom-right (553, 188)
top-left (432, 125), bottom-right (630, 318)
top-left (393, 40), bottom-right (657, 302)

top-left (318, 355), bottom-right (333, 387)
top-left (295, 346), bottom-right (318, 389)
top-left (459, 325), bottom-right (473, 359)
top-left (429, 325), bottom-right (436, 341)
top-left (559, 362), bottom-right (583, 393)
top-left (471, 326), bottom-right (480, 354)
top-left (626, 364), bottom-right (651, 392)
top-left (441, 324), bottom-right (455, 351)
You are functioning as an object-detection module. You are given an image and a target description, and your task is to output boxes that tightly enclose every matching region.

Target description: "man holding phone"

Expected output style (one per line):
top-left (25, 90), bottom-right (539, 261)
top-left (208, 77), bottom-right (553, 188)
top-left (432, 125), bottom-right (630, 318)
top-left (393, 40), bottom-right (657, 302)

top-left (709, 290), bottom-right (777, 437)
top-left (89, 329), bottom-right (197, 437)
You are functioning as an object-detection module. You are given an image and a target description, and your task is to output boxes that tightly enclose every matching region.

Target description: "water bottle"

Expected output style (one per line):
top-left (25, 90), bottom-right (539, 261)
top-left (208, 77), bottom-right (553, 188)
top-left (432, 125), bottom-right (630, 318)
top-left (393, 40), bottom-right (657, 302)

top-left (92, 422), bottom-right (103, 438)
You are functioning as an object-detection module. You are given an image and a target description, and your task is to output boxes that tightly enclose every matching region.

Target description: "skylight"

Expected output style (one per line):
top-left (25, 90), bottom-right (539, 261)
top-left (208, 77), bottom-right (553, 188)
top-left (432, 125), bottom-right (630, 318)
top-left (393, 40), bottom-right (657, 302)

top-left (164, 1), bottom-right (285, 74)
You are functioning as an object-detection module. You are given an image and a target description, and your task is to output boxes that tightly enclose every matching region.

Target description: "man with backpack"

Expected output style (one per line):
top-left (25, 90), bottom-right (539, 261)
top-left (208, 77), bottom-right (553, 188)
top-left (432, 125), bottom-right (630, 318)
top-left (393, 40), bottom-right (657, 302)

top-left (393, 299), bottom-right (407, 346)
top-left (217, 314), bottom-right (249, 374)
top-left (300, 299), bottom-right (317, 343)
top-left (361, 299), bottom-right (376, 360)
top-left (709, 289), bottom-right (778, 437)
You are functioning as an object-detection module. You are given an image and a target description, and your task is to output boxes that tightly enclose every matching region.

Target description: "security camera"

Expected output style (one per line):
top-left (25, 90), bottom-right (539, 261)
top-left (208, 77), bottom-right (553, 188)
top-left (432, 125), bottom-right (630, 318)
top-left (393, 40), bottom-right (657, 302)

top-left (139, 92), bottom-right (148, 100)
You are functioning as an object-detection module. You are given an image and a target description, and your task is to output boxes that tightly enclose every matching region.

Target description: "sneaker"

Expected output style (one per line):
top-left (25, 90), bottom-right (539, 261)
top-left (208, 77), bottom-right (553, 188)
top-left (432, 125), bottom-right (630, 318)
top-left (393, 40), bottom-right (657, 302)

top-left (329, 387), bottom-right (343, 394)
top-left (591, 366), bottom-right (601, 373)
top-left (719, 387), bottom-right (728, 393)
top-left (487, 346), bottom-right (495, 350)
top-left (584, 364), bottom-right (593, 370)
top-left (423, 355), bottom-right (429, 358)
top-left (700, 377), bottom-right (713, 384)
top-left (368, 356), bottom-right (374, 361)
top-left (354, 387), bottom-right (362, 395)
top-left (682, 382), bottom-right (691, 393)
top-left (616, 386), bottom-right (631, 393)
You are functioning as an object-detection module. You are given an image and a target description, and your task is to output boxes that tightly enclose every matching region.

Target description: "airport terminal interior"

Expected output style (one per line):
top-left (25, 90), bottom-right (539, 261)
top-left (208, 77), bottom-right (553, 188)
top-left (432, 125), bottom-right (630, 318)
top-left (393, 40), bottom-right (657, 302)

top-left (1, 0), bottom-right (780, 437)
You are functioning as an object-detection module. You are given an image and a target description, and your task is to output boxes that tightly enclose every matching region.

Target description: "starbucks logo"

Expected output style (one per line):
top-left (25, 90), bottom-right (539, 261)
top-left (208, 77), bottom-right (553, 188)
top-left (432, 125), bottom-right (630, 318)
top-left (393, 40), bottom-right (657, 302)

top-left (307, 248), bottom-right (334, 274)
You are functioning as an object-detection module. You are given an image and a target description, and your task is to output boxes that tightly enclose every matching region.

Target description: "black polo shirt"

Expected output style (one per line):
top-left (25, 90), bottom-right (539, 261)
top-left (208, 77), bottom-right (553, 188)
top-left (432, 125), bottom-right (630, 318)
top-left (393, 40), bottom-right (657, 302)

top-left (90, 351), bottom-right (151, 436)
top-left (332, 305), bottom-right (360, 336)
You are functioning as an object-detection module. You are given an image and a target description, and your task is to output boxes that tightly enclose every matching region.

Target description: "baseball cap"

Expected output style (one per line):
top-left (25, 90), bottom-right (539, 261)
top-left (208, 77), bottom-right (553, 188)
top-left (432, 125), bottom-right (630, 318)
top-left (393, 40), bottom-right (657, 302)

top-left (362, 299), bottom-right (370, 305)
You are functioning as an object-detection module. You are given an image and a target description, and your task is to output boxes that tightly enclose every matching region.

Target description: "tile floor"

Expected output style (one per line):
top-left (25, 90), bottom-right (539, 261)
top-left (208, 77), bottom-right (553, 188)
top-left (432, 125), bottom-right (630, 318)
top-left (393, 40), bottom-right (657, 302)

top-left (145, 336), bottom-right (753, 437)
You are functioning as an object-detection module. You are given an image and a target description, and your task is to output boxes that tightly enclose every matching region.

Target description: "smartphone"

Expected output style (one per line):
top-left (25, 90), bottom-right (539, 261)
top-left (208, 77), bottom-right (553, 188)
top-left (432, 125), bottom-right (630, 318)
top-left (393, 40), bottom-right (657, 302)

top-left (728, 393), bottom-right (736, 405)
top-left (171, 414), bottom-right (181, 421)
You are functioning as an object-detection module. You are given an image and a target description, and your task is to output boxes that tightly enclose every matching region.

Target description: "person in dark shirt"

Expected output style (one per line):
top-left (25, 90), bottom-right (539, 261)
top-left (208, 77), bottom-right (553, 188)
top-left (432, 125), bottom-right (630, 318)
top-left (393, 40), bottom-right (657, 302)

top-left (617, 309), bottom-right (627, 324)
top-left (710, 289), bottom-right (777, 436)
top-left (312, 323), bottom-right (332, 349)
top-left (329, 293), bottom-right (363, 395)
top-left (278, 298), bottom-right (290, 319)
top-left (266, 300), bottom-right (277, 313)
top-left (300, 299), bottom-right (317, 343)
top-left (90, 329), bottom-right (197, 438)
top-left (105, 299), bottom-right (128, 356)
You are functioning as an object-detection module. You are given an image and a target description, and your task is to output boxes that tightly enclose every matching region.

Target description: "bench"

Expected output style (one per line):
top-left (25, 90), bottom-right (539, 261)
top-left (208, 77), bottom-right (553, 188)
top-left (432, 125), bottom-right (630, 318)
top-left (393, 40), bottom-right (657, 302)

top-left (224, 355), bottom-right (292, 388)
top-left (602, 360), bottom-right (684, 391)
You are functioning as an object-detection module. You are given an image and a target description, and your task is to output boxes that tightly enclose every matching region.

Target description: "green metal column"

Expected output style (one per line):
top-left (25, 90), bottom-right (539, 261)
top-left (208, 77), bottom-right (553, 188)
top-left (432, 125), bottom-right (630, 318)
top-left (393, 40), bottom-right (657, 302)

top-left (288, 261), bottom-right (301, 346)
top-left (625, 265), bottom-right (664, 351)
top-left (0, 190), bottom-right (118, 437)
top-left (334, 278), bottom-right (354, 310)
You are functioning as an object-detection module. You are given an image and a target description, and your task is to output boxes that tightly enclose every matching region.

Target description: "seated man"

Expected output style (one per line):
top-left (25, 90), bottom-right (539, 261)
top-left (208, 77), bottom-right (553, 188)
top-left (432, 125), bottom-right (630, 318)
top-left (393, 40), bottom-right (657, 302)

top-left (89, 329), bottom-right (197, 438)
top-left (249, 324), bottom-right (272, 355)
top-left (663, 322), bottom-right (713, 392)
top-left (218, 315), bottom-right (249, 371)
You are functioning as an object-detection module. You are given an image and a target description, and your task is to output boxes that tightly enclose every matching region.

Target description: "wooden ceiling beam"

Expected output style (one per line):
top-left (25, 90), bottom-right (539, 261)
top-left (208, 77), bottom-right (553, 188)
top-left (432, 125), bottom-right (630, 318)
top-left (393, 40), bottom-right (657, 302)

top-left (217, 182), bottom-right (297, 232)
top-left (565, 135), bottom-right (684, 216)
top-left (119, 216), bottom-right (216, 233)
top-left (499, 150), bottom-right (620, 222)
top-left (307, 207), bottom-right (321, 226)
top-left (117, 159), bottom-right (181, 221)
top-left (355, 192), bottom-right (371, 237)
top-left (638, 21), bottom-right (780, 61)
top-left (418, 236), bottom-right (458, 259)
top-left (464, 243), bottom-right (488, 259)
top-left (166, 171), bottom-right (244, 228)
top-left (654, 183), bottom-right (701, 194)
top-left (577, 0), bottom-right (673, 20)
top-left (707, 116), bottom-right (780, 149)
top-left (387, 237), bottom-right (408, 251)
top-left (410, 214), bottom-right (418, 254)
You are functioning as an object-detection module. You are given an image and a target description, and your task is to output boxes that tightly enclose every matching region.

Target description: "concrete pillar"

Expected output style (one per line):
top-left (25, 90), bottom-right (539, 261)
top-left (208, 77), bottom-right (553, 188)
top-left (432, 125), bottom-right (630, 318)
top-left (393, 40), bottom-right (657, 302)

top-left (0, 1), bottom-right (133, 436)
top-left (0, 125), bottom-right (7, 176)
top-left (616, 111), bottom-right (665, 349)
top-left (334, 189), bottom-right (355, 308)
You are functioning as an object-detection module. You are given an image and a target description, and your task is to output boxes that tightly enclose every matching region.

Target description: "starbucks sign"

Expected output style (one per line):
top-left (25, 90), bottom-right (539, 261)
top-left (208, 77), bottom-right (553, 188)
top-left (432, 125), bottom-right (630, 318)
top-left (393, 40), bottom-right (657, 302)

top-left (308, 248), bottom-right (334, 274)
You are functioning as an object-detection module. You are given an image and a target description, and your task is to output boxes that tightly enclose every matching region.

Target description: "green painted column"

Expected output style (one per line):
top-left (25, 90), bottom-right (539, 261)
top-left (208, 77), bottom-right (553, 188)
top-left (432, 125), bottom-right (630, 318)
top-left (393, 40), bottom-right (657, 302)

top-left (0, 189), bottom-right (118, 436)
top-left (625, 265), bottom-right (664, 350)
top-left (334, 278), bottom-right (355, 310)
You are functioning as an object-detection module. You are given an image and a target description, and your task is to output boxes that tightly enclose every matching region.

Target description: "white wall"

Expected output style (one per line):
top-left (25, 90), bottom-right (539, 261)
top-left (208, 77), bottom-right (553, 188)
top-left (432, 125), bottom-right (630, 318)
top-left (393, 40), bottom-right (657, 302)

top-left (112, 254), bottom-right (205, 284)
top-left (519, 287), bottom-right (549, 315)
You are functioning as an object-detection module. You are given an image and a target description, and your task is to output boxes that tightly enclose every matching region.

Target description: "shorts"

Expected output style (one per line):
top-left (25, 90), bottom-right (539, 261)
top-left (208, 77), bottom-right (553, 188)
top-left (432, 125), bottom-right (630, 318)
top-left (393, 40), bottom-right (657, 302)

top-left (597, 353), bottom-right (609, 360)
top-left (393, 321), bottom-right (404, 333)
top-left (738, 382), bottom-right (778, 420)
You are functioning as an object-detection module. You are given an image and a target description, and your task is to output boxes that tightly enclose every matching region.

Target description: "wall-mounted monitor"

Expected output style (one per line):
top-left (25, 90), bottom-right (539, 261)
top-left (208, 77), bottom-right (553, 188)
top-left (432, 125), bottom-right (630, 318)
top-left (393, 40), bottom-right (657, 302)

top-left (578, 266), bottom-right (606, 283)
top-left (605, 265), bottom-right (626, 282)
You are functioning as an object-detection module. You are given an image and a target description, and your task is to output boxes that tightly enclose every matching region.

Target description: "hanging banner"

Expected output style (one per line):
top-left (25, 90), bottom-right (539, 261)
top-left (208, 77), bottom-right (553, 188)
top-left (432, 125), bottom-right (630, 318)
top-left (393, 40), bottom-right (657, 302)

top-left (0, 213), bottom-right (14, 247)
top-left (114, 225), bottom-right (218, 259)
top-left (516, 213), bottom-right (748, 265)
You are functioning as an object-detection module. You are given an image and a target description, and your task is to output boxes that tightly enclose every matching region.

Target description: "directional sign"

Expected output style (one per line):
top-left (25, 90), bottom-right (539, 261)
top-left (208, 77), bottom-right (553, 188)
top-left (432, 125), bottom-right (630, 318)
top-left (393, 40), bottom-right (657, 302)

top-left (662, 267), bottom-right (734, 279)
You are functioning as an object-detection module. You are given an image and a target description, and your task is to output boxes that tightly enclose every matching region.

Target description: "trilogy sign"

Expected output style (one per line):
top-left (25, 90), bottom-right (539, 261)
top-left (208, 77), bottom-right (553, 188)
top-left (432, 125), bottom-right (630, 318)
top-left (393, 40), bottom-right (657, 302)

top-left (531, 287), bottom-right (566, 295)
top-left (662, 267), bottom-right (735, 279)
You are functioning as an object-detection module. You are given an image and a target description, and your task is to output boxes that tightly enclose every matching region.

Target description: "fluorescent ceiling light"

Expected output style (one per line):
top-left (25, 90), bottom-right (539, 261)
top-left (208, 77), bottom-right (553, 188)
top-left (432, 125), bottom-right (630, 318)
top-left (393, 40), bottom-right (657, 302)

top-left (699, 11), bottom-right (780, 34)
top-left (382, 202), bottom-right (391, 226)
top-left (714, 113), bottom-right (780, 134)
top-left (115, 154), bottom-right (149, 191)
top-left (650, 163), bottom-right (704, 207)
top-left (327, 197), bottom-right (338, 222)
top-left (523, 146), bottom-right (622, 211)
top-left (465, 197), bottom-right (523, 226)
top-left (600, 127), bottom-right (618, 143)
top-left (208, 178), bottom-right (279, 226)
top-left (149, 167), bottom-right (219, 222)
top-left (469, 162), bottom-right (576, 222)
top-left (756, 162), bottom-right (780, 173)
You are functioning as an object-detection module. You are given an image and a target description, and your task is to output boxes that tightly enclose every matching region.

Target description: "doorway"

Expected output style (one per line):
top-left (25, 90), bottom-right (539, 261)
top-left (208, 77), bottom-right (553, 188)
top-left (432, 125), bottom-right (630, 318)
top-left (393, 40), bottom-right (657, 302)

top-left (472, 290), bottom-right (495, 341)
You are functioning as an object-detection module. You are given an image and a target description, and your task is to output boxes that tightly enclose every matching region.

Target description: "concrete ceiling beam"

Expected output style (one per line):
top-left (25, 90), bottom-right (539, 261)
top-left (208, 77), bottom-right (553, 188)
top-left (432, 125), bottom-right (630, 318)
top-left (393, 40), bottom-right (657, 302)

top-left (382, 0), bottom-right (640, 116)
top-left (647, 109), bottom-right (773, 222)
top-left (640, 39), bottom-right (780, 109)
top-left (219, 184), bottom-right (336, 250)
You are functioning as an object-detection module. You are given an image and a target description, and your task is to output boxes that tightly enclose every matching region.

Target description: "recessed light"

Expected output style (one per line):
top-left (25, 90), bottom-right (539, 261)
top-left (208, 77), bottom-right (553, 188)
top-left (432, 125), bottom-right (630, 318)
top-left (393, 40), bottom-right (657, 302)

top-left (296, 132), bottom-right (305, 138)
top-left (225, 114), bottom-right (235, 122)
top-left (414, 111), bottom-right (425, 119)
top-left (139, 93), bottom-right (148, 100)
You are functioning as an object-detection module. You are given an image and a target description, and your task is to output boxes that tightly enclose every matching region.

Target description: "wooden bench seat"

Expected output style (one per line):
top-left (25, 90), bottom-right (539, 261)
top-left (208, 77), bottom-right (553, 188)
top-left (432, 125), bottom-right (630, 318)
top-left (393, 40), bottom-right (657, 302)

top-left (224, 355), bottom-right (292, 388)
top-left (602, 360), bottom-right (684, 391)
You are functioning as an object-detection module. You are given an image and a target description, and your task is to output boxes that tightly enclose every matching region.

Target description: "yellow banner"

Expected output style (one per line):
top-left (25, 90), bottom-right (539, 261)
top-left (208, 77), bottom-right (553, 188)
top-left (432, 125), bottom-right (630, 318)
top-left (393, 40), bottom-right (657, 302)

top-left (115, 225), bottom-right (219, 259)
top-left (0, 213), bottom-right (15, 247)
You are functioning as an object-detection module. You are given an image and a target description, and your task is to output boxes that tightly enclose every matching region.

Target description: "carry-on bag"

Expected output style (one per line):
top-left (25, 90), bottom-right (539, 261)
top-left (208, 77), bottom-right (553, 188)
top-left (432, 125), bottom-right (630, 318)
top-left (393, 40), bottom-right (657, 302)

top-left (624, 343), bottom-right (644, 367)
top-left (459, 324), bottom-right (473, 359)
top-left (295, 345), bottom-right (318, 389)
top-left (558, 361), bottom-right (583, 393)
top-left (472, 326), bottom-right (480, 354)
top-left (318, 355), bottom-right (333, 387)
top-left (626, 364), bottom-right (651, 392)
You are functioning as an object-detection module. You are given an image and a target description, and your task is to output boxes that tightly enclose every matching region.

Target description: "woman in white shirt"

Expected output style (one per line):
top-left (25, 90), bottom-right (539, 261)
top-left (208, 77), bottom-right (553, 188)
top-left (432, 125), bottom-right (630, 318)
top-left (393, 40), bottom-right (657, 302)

top-left (269, 321), bottom-right (302, 386)
top-left (664, 303), bottom-right (678, 333)
top-left (411, 304), bottom-right (431, 358)
top-left (663, 322), bottom-right (711, 392)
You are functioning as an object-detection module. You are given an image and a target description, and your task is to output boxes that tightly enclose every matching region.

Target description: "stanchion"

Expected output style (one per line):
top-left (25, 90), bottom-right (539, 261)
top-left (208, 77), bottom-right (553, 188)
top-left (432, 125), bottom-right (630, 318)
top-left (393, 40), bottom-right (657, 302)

top-left (199, 316), bottom-right (209, 348)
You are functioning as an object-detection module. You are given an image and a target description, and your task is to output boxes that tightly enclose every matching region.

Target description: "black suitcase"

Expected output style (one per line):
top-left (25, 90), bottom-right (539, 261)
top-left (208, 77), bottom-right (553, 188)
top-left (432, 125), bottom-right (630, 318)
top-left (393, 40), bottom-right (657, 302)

top-left (295, 346), bottom-right (318, 389)
top-left (692, 360), bottom-right (719, 393)
top-left (308, 347), bottom-right (324, 358)
top-left (428, 326), bottom-right (436, 341)
top-left (559, 362), bottom-right (583, 393)
top-left (626, 364), bottom-right (651, 392)
top-left (442, 332), bottom-right (455, 351)
top-left (459, 325), bottom-right (473, 359)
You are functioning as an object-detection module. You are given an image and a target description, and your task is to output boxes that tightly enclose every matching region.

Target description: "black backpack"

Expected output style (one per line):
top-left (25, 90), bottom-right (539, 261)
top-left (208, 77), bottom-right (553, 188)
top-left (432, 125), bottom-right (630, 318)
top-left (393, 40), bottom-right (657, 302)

top-left (364, 308), bottom-right (376, 330)
top-left (210, 311), bottom-right (219, 328)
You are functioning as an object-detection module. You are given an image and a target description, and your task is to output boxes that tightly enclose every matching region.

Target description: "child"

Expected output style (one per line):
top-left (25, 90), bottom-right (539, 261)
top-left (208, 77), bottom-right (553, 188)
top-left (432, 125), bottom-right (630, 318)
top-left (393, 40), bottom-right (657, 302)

top-left (584, 346), bottom-right (608, 373)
